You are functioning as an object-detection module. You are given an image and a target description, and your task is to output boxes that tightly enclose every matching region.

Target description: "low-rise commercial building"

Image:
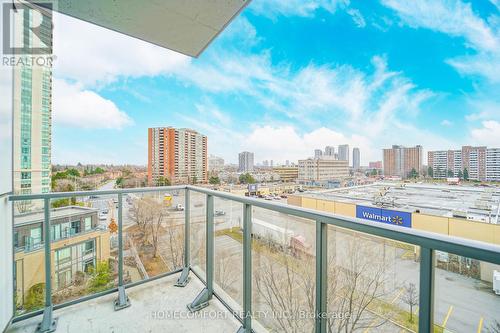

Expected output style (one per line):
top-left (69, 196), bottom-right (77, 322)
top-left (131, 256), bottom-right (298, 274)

top-left (272, 166), bottom-right (299, 183)
top-left (298, 158), bottom-right (349, 186)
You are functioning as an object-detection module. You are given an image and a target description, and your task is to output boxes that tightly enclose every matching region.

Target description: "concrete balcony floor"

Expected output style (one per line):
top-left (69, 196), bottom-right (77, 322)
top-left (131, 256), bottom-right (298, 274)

top-left (7, 273), bottom-right (241, 333)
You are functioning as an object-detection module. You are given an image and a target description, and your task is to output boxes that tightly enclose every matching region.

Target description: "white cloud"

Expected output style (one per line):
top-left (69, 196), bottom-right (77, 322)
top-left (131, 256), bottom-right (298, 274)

top-left (470, 120), bottom-right (500, 146)
top-left (381, 0), bottom-right (500, 81)
top-left (53, 79), bottom-right (133, 129)
top-left (347, 8), bottom-right (366, 28)
top-left (249, 0), bottom-right (347, 18)
top-left (440, 119), bottom-right (453, 126)
top-left (53, 13), bottom-right (190, 86)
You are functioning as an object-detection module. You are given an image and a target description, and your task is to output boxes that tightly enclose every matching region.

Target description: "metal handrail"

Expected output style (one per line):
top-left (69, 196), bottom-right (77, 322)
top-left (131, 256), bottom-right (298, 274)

top-left (9, 185), bottom-right (500, 333)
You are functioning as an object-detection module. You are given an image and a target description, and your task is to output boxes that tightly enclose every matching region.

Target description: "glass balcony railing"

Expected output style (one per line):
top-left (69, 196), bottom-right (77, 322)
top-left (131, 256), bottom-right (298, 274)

top-left (8, 185), bottom-right (500, 333)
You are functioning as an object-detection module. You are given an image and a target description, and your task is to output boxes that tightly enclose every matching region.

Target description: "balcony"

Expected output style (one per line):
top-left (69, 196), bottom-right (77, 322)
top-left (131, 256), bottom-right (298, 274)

top-left (6, 186), bottom-right (500, 333)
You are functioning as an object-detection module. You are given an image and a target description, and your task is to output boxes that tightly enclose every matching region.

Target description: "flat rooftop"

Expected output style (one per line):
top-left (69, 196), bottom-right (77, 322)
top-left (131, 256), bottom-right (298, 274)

top-left (303, 182), bottom-right (500, 223)
top-left (15, 206), bottom-right (98, 226)
top-left (7, 272), bottom-right (240, 333)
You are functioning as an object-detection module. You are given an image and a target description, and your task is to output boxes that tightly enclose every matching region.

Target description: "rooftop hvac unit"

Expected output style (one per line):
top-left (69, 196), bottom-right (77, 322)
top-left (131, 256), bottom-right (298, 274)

top-left (475, 200), bottom-right (491, 210)
top-left (452, 210), bottom-right (467, 219)
top-left (493, 271), bottom-right (500, 295)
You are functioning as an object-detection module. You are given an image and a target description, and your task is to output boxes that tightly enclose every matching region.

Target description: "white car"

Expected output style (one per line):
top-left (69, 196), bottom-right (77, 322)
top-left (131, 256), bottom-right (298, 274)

top-left (98, 212), bottom-right (108, 220)
top-left (175, 204), bottom-right (185, 211)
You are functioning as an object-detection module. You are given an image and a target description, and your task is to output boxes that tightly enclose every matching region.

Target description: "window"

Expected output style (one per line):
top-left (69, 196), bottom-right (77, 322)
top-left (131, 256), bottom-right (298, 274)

top-left (84, 240), bottom-right (94, 254)
top-left (84, 217), bottom-right (92, 231)
top-left (61, 222), bottom-right (70, 238)
top-left (51, 224), bottom-right (61, 241)
top-left (56, 247), bottom-right (71, 265)
top-left (30, 227), bottom-right (42, 246)
top-left (70, 221), bottom-right (80, 235)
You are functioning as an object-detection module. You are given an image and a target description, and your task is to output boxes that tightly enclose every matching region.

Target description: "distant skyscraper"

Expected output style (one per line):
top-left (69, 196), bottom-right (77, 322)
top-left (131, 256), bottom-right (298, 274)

top-left (148, 127), bottom-right (207, 184)
top-left (314, 149), bottom-right (323, 159)
top-left (238, 151), bottom-right (254, 172)
top-left (352, 148), bottom-right (360, 169)
top-left (338, 144), bottom-right (349, 163)
top-left (383, 145), bottom-right (422, 178)
top-left (285, 160), bottom-right (290, 167)
top-left (13, 6), bottom-right (53, 195)
top-left (324, 146), bottom-right (335, 157)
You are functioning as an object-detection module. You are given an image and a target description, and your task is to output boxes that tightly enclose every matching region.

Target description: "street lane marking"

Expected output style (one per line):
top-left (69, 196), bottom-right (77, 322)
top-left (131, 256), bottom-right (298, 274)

top-left (364, 288), bottom-right (404, 332)
top-left (391, 288), bottom-right (404, 304)
top-left (477, 317), bottom-right (484, 333)
top-left (442, 305), bottom-right (454, 328)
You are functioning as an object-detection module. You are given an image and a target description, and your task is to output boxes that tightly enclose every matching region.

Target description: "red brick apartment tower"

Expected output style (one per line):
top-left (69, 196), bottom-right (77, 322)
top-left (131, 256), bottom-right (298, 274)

top-left (148, 127), bottom-right (207, 185)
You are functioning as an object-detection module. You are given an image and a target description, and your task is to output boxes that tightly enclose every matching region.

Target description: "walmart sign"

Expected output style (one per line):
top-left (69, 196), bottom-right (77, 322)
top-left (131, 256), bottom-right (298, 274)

top-left (356, 205), bottom-right (412, 228)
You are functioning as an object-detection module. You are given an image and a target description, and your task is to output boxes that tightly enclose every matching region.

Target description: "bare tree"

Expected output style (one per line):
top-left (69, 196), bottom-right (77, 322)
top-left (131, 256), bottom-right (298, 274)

top-left (401, 282), bottom-right (418, 323)
top-left (15, 199), bottom-right (33, 214)
top-left (254, 252), bottom-right (315, 333)
top-left (128, 198), bottom-right (151, 240)
top-left (253, 230), bottom-right (392, 333)
top-left (214, 248), bottom-right (239, 291)
top-left (163, 217), bottom-right (184, 270)
top-left (145, 198), bottom-right (168, 258)
top-left (327, 235), bottom-right (390, 333)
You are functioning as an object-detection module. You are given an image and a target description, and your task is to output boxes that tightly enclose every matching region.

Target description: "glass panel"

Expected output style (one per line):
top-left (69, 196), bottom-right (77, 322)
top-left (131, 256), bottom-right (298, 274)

top-left (213, 197), bottom-right (243, 310)
top-left (252, 207), bottom-right (316, 332)
top-left (434, 253), bottom-right (500, 333)
top-left (49, 194), bottom-right (116, 306)
top-left (122, 189), bottom-right (185, 284)
top-left (190, 192), bottom-right (207, 279)
top-left (327, 225), bottom-right (421, 332)
top-left (13, 198), bottom-right (46, 316)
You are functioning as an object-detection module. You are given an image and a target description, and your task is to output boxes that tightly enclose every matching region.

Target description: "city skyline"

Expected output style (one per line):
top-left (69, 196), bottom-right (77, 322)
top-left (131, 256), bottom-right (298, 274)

top-left (49, 1), bottom-right (500, 166)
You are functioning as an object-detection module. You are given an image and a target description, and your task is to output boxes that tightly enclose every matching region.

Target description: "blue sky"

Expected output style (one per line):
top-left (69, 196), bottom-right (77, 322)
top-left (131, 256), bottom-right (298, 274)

top-left (51, 0), bottom-right (500, 165)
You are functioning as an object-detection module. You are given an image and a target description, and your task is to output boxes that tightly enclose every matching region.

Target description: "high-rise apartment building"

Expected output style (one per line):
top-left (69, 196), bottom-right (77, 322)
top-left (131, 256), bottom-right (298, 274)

top-left (314, 149), bottom-right (323, 159)
top-left (298, 158), bottom-right (349, 184)
top-left (13, 5), bottom-right (53, 195)
top-left (428, 146), bottom-right (499, 181)
top-left (383, 145), bottom-right (423, 178)
top-left (352, 147), bottom-right (360, 169)
top-left (208, 155), bottom-right (224, 171)
top-left (147, 127), bottom-right (207, 184)
top-left (324, 146), bottom-right (335, 157)
top-left (486, 148), bottom-right (500, 182)
top-left (338, 144), bottom-right (349, 163)
top-left (238, 151), bottom-right (254, 172)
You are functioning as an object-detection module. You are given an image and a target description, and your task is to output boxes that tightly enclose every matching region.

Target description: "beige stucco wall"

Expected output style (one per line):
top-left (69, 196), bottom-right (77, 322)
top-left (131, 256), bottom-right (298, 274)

top-left (412, 214), bottom-right (449, 235)
top-left (287, 195), bottom-right (302, 207)
top-left (316, 199), bottom-right (334, 213)
top-left (334, 202), bottom-right (356, 217)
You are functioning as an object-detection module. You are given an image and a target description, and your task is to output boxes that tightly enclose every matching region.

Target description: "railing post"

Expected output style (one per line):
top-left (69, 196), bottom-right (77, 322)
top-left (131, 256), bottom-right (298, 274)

top-left (237, 203), bottom-right (252, 333)
top-left (36, 197), bottom-right (57, 333)
top-left (176, 187), bottom-right (191, 287)
top-left (114, 192), bottom-right (130, 310)
top-left (315, 221), bottom-right (327, 333)
top-left (187, 194), bottom-right (214, 311)
top-left (418, 247), bottom-right (435, 332)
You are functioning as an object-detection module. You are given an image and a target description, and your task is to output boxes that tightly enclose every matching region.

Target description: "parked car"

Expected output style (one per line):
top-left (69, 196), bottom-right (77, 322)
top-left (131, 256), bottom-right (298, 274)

top-left (280, 194), bottom-right (288, 199)
top-left (264, 196), bottom-right (273, 200)
top-left (175, 204), bottom-right (185, 211)
top-left (215, 210), bottom-right (226, 216)
top-left (98, 212), bottom-right (108, 220)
